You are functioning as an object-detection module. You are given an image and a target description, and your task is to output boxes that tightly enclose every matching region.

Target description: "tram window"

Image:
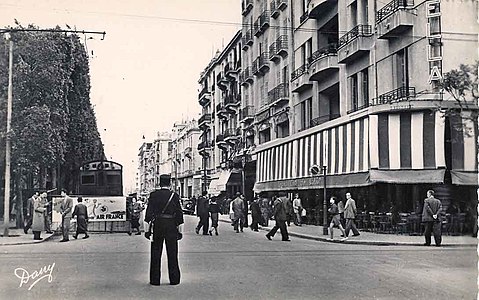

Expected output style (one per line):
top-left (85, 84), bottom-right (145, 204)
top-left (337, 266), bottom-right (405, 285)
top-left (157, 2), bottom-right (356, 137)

top-left (81, 175), bottom-right (95, 185)
top-left (107, 174), bottom-right (121, 184)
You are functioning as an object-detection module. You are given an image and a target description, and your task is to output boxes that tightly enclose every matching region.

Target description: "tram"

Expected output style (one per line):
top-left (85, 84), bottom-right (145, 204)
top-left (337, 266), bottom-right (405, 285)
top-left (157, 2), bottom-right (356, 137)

top-left (79, 160), bottom-right (123, 196)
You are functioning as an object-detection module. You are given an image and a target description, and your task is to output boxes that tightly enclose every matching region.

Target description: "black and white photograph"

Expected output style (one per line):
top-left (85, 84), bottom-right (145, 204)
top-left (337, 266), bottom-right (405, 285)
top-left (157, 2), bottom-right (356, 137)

top-left (0, 0), bottom-right (477, 299)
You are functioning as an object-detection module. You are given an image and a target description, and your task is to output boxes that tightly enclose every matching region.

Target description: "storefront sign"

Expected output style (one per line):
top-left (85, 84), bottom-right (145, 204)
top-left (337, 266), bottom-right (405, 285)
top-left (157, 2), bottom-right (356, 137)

top-left (52, 196), bottom-right (127, 222)
top-left (426, 0), bottom-right (442, 84)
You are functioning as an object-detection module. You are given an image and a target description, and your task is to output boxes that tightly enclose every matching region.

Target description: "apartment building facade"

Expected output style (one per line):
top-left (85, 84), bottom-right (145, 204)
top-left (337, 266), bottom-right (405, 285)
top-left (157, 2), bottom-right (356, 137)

top-left (198, 31), bottom-right (244, 197)
top-left (170, 120), bottom-right (203, 198)
top-left (249, 0), bottom-right (477, 228)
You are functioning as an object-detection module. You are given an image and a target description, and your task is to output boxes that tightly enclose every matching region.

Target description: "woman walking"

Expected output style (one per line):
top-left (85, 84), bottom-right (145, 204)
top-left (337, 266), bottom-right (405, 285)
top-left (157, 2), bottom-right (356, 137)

top-left (32, 195), bottom-right (47, 240)
top-left (72, 197), bottom-right (89, 239)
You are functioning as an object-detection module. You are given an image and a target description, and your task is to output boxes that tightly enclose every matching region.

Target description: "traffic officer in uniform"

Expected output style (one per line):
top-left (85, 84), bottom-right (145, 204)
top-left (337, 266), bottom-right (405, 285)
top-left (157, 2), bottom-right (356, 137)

top-left (145, 174), bottom-right (184, 286)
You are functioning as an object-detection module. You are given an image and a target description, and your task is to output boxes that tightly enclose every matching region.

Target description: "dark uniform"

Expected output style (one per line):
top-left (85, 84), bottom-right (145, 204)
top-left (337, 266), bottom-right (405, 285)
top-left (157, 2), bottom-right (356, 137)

top-left (145, 187), bottom-right (184, 285)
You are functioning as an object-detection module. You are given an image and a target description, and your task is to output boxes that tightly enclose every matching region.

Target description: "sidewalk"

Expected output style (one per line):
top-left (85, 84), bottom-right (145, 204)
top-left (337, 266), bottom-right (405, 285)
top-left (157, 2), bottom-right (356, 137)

top-left (219, 215), bottom-right (478, 247)
top-left (0, 228), bottom-right (57, 246)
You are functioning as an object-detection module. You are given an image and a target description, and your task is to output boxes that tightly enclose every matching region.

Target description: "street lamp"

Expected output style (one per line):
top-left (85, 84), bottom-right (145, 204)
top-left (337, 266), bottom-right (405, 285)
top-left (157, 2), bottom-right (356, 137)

top-left (310, 164), bottom-right (328, 235)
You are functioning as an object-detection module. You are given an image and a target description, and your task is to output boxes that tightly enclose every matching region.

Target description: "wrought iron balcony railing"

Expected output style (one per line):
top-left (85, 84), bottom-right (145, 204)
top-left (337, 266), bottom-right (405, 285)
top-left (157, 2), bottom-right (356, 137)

top-left (268, 83), bottom-right (289, 104)
top-left (307, 43), bottom-right (338, 66)
top-left (300, 11), bottom-right (309, 23)
top-left (240, 105), bottom-right (255, 120)
top-left (242, 0), bottom-right (253, 15)
top-left (376, 0), bottom-right (414, 23)
top-left (372, 86), bottom-right (416, 105)
top-left (338, 25), bottom-right (373, 49)
top-left (347, 102), bottom-right (370, 114)
top-left (291, 64), bottom-right (308, 81)
top-left (309, 113), bottom-right (341, 128)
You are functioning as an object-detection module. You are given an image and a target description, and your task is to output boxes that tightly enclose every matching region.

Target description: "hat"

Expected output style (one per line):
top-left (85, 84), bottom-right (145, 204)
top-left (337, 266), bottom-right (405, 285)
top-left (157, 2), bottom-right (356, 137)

top-left (159, 174), bottom-right (171, 186)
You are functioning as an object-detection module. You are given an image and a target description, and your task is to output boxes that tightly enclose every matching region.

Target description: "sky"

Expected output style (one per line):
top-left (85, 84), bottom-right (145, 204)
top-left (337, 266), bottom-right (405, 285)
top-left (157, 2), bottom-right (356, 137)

top-left (0, 0), bottom-right (241, 192)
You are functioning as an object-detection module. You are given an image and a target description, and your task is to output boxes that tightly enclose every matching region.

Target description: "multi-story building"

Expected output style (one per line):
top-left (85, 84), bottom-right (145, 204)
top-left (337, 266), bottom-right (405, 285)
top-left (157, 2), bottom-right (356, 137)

top-left (250, 0), bottom-right (478, 230)
top-left (137, 132), bottom-right (172, 197)
top-left (198, 31), bottom-right (243, 198)
top-left (170, 120), bottom-right (203, 198)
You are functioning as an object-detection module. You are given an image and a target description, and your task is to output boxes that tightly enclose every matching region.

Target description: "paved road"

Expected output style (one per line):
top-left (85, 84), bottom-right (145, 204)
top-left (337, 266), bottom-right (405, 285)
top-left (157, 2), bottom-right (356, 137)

top-left (0, 216), bottom-right (476, 300)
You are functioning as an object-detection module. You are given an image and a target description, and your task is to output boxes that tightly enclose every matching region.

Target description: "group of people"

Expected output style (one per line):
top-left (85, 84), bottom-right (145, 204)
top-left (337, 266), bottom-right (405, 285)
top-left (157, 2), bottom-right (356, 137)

top-left (195, 191), bottom-right (222, 236)
top-left (24, 189), bottom-right (89, 241)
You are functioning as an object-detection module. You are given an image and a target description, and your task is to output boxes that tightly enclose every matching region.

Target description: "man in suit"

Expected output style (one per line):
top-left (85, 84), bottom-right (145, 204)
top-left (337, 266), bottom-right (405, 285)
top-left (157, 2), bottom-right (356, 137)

top-left (145, 174), bottom-right (184, 286)
top-left (265, 192), bottom-right (290, 241)
top-left (60, 189), bottom-right (73, 242)
top-left (422, 189), bottom-right (443, 246)
top-left (231, 192), bottom-right (245, 233)
top-left (24, 191), bottom-right (38, 234)
top-left (344, 192), bottom-right (360, 237)
top-left (195, 191), bottom-right (209, 235)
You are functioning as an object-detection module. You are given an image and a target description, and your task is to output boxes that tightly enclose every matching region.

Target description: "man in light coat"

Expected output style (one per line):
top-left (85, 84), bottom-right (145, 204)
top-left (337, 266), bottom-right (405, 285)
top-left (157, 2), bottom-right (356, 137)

top-left (231, 192), bottom-right (245, 233)
top-left (60, 189), bottom-right (73, 242)
top-left (422, 189), bottom-right (442, 246)
top-left (24, 192), bottom-right (38, 234)
top-left (344, 192), bottom-right (360, 237)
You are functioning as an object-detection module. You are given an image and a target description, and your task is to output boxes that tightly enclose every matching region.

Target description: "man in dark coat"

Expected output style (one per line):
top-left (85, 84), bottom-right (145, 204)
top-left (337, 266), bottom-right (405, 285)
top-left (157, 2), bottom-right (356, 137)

top-left (231, 192), bottom-right (245, 233)
top-left (24, 192), bottom-right (38, 234)
top-left (250, 196), bottom-right (261, 232)
top-left (145, 174), bottom-right (184, 286)
top-left (422, 189), bottom-right (443, 246)
top-left (265, 192), bottom-right (290, 241)
top-left (195, 191), bottom-right (209, 235)
top-left (72, 197), bottom-right (89, 239)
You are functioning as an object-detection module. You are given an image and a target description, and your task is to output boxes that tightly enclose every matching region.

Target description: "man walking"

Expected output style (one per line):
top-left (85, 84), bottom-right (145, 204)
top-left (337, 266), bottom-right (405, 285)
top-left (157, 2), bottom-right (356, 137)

top-left (422, 189), bottom-right (442, 246)
top-left (231, 192), bottom-right (245, 233)
top-left (265, 192), bottom-right (290, 241)
top-left (250, 196), bottom-right (261, 232)
top-left (60, 189), bottom-right (73, 242)
top-left (344, 192), bottom-right (360, 237)
top-left (195, 191), bottom-right (209, 235)
top-left (24, 192), bottom-right (38, 234)
top-left (145, 174), bottom-right (184, 286)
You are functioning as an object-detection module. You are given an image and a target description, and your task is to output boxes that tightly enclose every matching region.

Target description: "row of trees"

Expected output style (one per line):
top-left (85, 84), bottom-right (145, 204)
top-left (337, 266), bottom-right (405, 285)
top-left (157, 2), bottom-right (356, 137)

top-left (0, 24), bottom-right (105, 227)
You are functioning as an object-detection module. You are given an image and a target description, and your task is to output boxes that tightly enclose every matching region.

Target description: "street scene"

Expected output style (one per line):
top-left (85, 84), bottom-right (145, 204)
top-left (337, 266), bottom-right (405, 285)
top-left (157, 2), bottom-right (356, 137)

top-left (0, 0), bottom-right (478, 299)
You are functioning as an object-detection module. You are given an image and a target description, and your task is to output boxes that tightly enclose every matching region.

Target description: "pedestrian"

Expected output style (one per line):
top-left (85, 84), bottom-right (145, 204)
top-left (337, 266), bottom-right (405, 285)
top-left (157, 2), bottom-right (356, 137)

top-left (144, 174), bottom-right (184, 286)
top-left (337, 197), bottom-right (345, 228)
top-left (265, 192), bottom-right (290, 241)
top-left (285, 196), bottom-right (293, 226)
top-left (260, 195), bottom-right (270, 226)
top-left (422, 189), bottom-right (443, 246)
top-left (32, 194), bottom-right (47, 240)
top-left (328, 197), bottom-right (347, 240)
top-left (129, 198), bottom-right (143, 235)
top-left (292, 193), bottom-right (303, 226)
top-left (195, 191), bottom-right (210, 235)
top-left (344, 192), bottom-right (360, 237)
top-left (72, 196), bottom-right (89, 239)
top-left (208, 197), bottom-right (221, 236)
top-left (231, 192), bottom-right (245, 233)
top-left (24, 192), bottom-right (38, 234)
top-left (250, 196), bottom-right (261, 232)
top-left (39, 192), bottom-right (53, 234)
top-left (59, 189), bottom-right (73, 242)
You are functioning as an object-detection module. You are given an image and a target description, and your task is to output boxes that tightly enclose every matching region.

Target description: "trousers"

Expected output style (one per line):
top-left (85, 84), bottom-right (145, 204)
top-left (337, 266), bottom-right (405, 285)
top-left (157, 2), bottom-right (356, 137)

top-left (150, 236), bottom-right (180, 285)
top-left (196, 214), bottom-right (209, 234)
top-left (267, 220), bottom-right (289, 240)
top-left (345, 218), bottom-right (360, 236)
top-left (424, 221), bottom-right (442, 246)
top-left (62, 217), bottom-right (71, 240)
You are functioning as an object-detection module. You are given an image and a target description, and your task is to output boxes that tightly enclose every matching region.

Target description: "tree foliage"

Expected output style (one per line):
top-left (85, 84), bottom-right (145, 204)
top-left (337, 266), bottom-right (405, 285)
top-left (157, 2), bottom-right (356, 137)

top-left (441, 61), bottom-right (479, 107)
top-left (0, 24), bottom-right (104, 194)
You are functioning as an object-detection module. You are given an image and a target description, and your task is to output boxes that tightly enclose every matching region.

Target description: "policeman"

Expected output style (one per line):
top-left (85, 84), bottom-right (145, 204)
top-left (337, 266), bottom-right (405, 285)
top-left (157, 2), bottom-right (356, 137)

top-left (145, 174), bottom-right (184, 286)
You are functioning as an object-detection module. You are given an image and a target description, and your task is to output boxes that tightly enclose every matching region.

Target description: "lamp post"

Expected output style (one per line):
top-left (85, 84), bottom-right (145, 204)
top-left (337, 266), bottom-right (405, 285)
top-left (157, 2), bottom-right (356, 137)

top-left (310, 164), bottom-right (328, 235)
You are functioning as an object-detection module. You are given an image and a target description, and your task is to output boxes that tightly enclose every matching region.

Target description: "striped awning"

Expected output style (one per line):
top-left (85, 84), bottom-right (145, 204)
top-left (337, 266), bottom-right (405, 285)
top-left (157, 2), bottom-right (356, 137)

top-left (254, 117), bottom-right (370, 192)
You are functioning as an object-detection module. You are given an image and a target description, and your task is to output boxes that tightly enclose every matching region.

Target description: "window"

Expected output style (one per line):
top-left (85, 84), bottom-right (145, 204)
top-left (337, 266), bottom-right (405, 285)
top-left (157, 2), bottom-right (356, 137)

top-left (350, 74), bottom-right (358, 110)
top-left (396, 48), bottom-right (409, 88)
top-left (81, 175), bottom-right (95, 185)
top-left (259, 128), bottom-right (271, 144)
top-left (277, 121), bottom-right (290, 138)
top-left (300, 98), bottom-right (312, 130)
top-left (361, 68), bottom-right (369, 106)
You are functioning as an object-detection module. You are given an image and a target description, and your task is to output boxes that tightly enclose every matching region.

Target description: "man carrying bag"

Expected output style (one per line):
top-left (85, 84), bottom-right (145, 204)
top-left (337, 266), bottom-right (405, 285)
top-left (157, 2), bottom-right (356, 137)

top-left (145, 174), bottom-right (184, 286)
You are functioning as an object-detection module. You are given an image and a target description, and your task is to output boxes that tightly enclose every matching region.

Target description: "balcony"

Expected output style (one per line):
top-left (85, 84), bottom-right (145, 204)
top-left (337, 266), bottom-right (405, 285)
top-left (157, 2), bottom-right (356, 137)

top-left (224, 94), bottom-right (240, 112)
top-left (216, 134), bottom-right (227, 149)
top-left (308, 0), bottom-right (337, 19)
top-left (225, 61), bottom-right (240, 80)
top-left (307, 43), bottom-right (339, 81)
top-left (242, 0), bottom-right (253, 16)
top-left (253, 52), bottom-right (269, 76)
top-left (376, 0), bottom-right (415, 39)
top-left (310, 113), bottom-right (340, 127)
top-left (217, 72), bottom-right (228, 90)
top-left (347, 102), bottom-right (370, 114)
top-left (371, 86), bottom-right (416, 106)
top-left (269, 35), bottom-right (288, 62)
top-left (255, 108), bottom-right (271, 124)
top-left (184, 146), bottom-right (192, 158)
top-left (291, 64), bottom-right (312, 93)
top-left (268, 83), bottom-right (290, 106)
top-left (198, 113), bottom-right (212, 129)
top-left (240, 105), bottom-right (255, 122)
top-left (241, 66), bottom-right (253, 85)
top-left (197, 140), bottom-right (213, 156)
top-left (271, 0), bottom-right (287, 18)
top-left (253, 19), bottom-right (261, 37)
top-left (224, 128), bottom-right (241, 144)
top-left (337, 25), bottom-right (373, 64)
top-left (216, 103), bottom-right (228, 119)
top-left (241, 29), bottom-right (253, 50)
top-left (300, 11), bottom-right (309, 24)
top-left (259, 10), bottom-right (270, 31)
top-left (198, 86), bottom-right (211, 106)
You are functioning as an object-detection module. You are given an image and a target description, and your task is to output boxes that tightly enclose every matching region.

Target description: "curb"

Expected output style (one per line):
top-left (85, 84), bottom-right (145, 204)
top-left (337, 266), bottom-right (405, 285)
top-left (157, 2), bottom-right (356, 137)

top-left (218, 219), bottom-right (477, 247)
top-left (0, 231), bottom-right (59, 246)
